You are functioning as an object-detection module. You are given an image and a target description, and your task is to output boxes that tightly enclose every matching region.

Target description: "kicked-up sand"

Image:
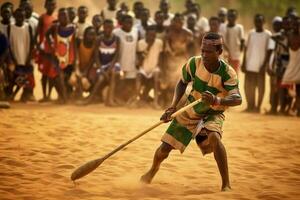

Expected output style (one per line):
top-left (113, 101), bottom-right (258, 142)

top-left (0, 103), bottom-right (300, 200)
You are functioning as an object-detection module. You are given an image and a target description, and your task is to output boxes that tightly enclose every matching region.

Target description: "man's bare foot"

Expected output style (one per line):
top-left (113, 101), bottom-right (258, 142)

top-left (140, 172), bottom-right (153, 184)
top-left (221, 185), bottom-right (232, 192)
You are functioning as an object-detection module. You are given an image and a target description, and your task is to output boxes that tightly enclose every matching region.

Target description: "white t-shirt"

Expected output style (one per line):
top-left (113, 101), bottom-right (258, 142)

top-left (135, 19), bottom-right (155, 39)
top-left (76, 22), bottom-right (91, 40)
top-left (163, 13), bottom-right (174, 27)
top-left (246, 29), bottom-right (271, 72)
top-left (138, 38), bottom-right (163, 77)
top-left (101, 7), bottom-right (117, 20)
top-left (219, 22), bottom-right (227, 37)
top-left (0, 23), bottom-right (9, 38)
top-left (196, 17), bottom-right (209, 33)
top-left (9, 23), bottom-right (31, 65)
top-left (27, 16), bottom-right (39, 37)
top-left (224, 24), bottom-right (244, 60)
top-left (113, 27), bottom-right (138, 77)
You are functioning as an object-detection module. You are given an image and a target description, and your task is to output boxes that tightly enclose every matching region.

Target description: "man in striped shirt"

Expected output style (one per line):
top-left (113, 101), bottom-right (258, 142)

top-left (141, 32), bottom-right (242, 191)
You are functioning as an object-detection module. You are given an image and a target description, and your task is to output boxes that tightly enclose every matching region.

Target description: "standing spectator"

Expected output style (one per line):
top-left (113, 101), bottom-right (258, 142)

top-left (154, 10), bottom-right (166, 40)
top-left (36, 0), bottom-right (57, 102)
top-left (76, 6), bottom-right (90, 44)
top-left (67, 7), bottom-right (77, 25)
top-left (134, 25), bottom-right (163, 108)
top-left (132, 1), bottom-right (144, 25)
top-left (100, 0), bottom-right (118, 21)
top-left (242, 14), bottom-right (271, 113)
top-left (0, 30), bottom-right (9, 104)
top-left (8, 8), bottom-right (35, 102)
top-left (0, 2), bottom-right (13, 37)
top-left (282, 15), bottom-right (300, 117)
top-left (266, 17), bottom-right (284, 114)
top-left (218, 7), bottom-right (227, 36)
top-left (159, 0), bottom-right (174, 27)
top-left (161, 13), bottom-right (193, 106)
top-left (136, 8), bottom-right (154, 39)
top-left (191, 3), bottom-right (209, 35)
top-left (224, 9), bottom-right (244, 72)
top-left (92, 14), bottom-right (103, 37)
top-left (20, 1), bottom-right (38, 38)
top-left (113, 14), bottom-right (138, 103)
top-left (46, 8), bottom-right (76, 103)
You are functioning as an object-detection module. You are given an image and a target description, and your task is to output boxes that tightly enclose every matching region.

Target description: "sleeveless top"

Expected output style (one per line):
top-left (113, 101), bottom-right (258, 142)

top-left (98, 35), bottom-right (117, 65)
top-left (38, 13), bottom-right (56, 53)
top-left (54, 25), bottom-right (75, 69)
top-left (78, 41), bottom-right (94, 72)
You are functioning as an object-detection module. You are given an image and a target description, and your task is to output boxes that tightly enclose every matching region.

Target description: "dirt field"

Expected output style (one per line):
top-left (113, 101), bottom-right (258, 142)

top-left (1, 102), bottom-right (300, 200)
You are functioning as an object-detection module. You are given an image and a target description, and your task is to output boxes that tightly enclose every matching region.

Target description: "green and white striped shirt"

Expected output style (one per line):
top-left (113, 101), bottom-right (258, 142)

top-left (182, 56), bottom-right (239, 116)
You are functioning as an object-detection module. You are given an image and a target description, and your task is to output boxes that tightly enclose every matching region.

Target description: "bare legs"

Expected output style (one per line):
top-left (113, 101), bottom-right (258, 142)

top-left (141, 131), bottom-right (231, 191)
top-left (140, 142), bottom-right (173, 184)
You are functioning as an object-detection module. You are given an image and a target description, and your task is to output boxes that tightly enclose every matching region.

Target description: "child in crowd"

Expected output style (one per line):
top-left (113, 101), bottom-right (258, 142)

top-left (8, 8), bottom-right (35, 102)
top-left (36, 0), bottom-right (57, 102)
top-left (46, 8), bottom-right (76, 103)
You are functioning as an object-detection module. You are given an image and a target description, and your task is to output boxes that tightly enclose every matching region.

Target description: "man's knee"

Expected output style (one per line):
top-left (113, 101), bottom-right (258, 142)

top-left (208, 132), bottom-right (221, 147)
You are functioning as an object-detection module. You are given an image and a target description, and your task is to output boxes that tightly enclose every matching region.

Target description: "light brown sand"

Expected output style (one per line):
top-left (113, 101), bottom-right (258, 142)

top-left (1, 102), bottom-right (300, 200)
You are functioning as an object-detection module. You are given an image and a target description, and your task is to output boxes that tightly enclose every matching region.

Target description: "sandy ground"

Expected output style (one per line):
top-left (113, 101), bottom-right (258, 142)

top-left (1, 99), bottom-right (300, 200)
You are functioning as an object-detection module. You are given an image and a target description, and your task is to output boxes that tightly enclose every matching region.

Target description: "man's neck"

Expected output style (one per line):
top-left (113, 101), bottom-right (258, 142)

top-left (256, 28), bottom-right (264, 32)
top-left (205, 60), bottom-right (220, 73)
top-left (15, 22), bottom-right (24, 27)
top-left (227, 23), bottom-right (236, 27)
top-left (1, 19), bottom-right (10, 25)
top-left (108, 6), bottom-right (116, 11)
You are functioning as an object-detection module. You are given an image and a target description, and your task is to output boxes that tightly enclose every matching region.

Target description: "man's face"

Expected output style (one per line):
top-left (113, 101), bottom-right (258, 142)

top-left (172, 17), bottom-right (183, 30)
top-left (254, 16), bottom-right (264, 30)
top-left (68, 8), bottom-right (76, 22)
top-left (160, 1), bottom-right (169, 13)
top-left (185, 0), bottom-right (194, 11)
top-left (146, 30), bottom-right (156, 43)
top-left (107, 0), bottom-right (117, 8)
top-left (273, 21), bottom-right (282, 33)
top-left (133, 3), bottom-right (143, 17)
top-left (155, 13), bottom-right (164, 25)
top-left (227, 12), bottom-right (236, 24)
top-left (218, 12), bottom-right (226, 22)
top-left (209, 19), bottom-right (220, 33)
top-left (187, 16), bottom-right (196, 29)
top-left (103, 23), bottom-right (113, 35)
top-left (1, 7), bottom-right (12, 21)
top-left (14, 10), bottom-right (25, 25)
top-left (122, 18), bottom-right (133, 32)
top-left (21, 2), bottom-right (33, 19)
top-left (92, 15), bottom-right (102, 29)
top-left (78, 8), bottom-right (87, 21)
top-left (46, 1), bottom-right (57, 14)
top-left (85, 28), bottom-right (96, 42)
top-left (201, 44), bottom-right (220, 67)
top-left (58, 10), bottom-right (69, 26)
top-left (140, 10), bottom-right (149, 23)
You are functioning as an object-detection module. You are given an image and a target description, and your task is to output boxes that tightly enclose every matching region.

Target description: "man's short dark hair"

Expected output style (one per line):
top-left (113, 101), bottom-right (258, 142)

top-left (209, 16), bottom-right (220, 23)
top-left (122, 14), bottom-right (133, 22)
top-left (1, 2), bottom-right (14, 11)
top-left (203, 32), bottom-right (222, 51)
top-left (104, 19), bottom-right (113, 25)
top-left (228, 9), bottom-right (238, 16)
